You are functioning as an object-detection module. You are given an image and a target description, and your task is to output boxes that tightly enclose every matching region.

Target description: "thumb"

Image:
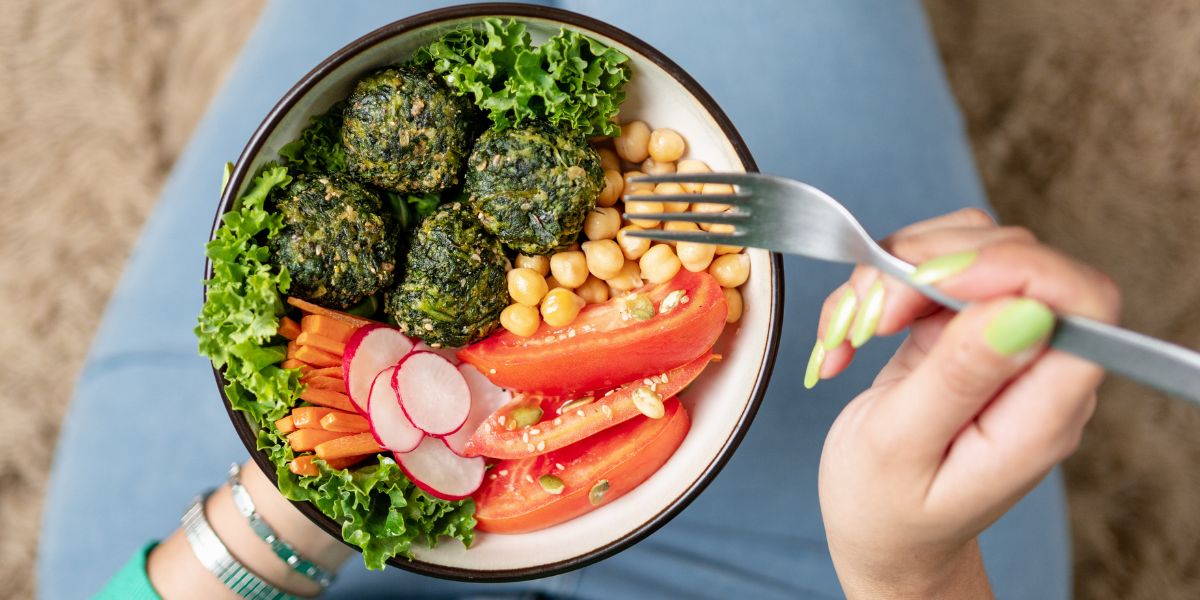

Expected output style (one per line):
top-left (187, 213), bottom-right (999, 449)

top-left (877, 297), bottom-right (1056, 461)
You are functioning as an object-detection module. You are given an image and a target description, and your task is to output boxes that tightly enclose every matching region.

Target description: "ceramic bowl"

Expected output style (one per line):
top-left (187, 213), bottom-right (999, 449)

top-left (211, 2), bottom-right (783, 582)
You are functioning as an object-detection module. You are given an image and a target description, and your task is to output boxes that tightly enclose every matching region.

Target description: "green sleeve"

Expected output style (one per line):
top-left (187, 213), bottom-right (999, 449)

top-left (92, 542), bottom-right (162, 600)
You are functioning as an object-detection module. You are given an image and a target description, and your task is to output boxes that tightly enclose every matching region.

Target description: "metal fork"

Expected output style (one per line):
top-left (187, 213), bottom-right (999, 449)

top-left (625, 172), bottom-right (1200, 405)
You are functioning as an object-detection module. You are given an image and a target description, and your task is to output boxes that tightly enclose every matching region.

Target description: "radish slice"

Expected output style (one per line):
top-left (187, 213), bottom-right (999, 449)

top-left (442, 364), bottom-right (512, 456)
top-left (366, 366), bottom-right (423, 453)
top-left (394, 437), bottom-right (485, 501)
top-left (343, 324), bottom-right (413, 413)
top-left (392, 352), bottom-right (471, 436)
top-left (413, 341), bottom-right (461, 365)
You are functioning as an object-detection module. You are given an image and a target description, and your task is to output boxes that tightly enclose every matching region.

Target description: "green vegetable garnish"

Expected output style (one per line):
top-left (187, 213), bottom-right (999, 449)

top-left (279, 101), bottom-right (348, 175)
top-left (197, 165), bottom-right (474, 570)
top-left (415, 17), bottom-right (631, 136)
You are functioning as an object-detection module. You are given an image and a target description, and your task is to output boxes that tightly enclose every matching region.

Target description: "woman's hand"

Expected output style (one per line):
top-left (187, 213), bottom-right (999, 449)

top-left (812, 209), bottom-right (1121, 599)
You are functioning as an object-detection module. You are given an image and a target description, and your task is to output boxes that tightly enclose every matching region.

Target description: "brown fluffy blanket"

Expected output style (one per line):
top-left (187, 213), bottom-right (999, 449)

top-left (0, 1), bottom-right (1196, 597)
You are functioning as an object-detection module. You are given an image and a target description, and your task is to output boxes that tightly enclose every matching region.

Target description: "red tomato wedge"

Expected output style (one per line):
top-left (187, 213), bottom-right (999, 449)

top-left (458, 270), bottom-right (726, 396)
top-left (473, 397), bottom-right (690, 534)
top-left (463, 352), bottom-right (711, 459)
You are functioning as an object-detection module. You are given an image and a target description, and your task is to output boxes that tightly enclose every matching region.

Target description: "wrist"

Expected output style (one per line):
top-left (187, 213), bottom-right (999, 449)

top-left (831, 538), bottom-right (994, 600)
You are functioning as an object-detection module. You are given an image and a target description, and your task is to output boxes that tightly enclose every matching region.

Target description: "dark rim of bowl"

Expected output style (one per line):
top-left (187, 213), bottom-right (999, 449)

top-left (207, 2), bottom-right (784, 583)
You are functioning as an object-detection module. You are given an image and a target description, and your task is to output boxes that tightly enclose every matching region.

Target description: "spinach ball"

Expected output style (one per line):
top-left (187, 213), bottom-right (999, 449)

top-left (387, 202), bottom-right (508, 348)
top-left (269, 175), bottom-right (399, 309)
top-left (342, 66), bottom-right (473, 193)
top-left (464, 123), bottom-right (604, 255)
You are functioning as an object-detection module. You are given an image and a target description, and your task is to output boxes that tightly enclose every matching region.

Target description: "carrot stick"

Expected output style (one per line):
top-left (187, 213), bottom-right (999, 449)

top-left (287, 340), bottom-right (300, 359)
top-left (289, 455), bottom-right (319, 477)
top-left (287, 428), bottom-right (347, 452)
top-left (296, 331), bottom-right (346, 357)
top-left (305, 376), bottom-right (346, 395)
top-left (300, 314), bottom-right (357, 344)
top-left (299, 387), bottom-right (355, 412)
top-left (291, 406), bottom-right (343, 429)
top-left (315, 432), bottom-right (383, 460)
top-left (278, 316), bottom-right (302, 340)
top-left (320, 411), bottom-right (371, 433)
top-left (286, 297), bottom-right (375, 329)
top-left (280, 359), bottom-right (311, 375)
top-left (294, 345), bottom-right (340, 368)
top-left (322, 454), bottom-right (372, 470)
top-left (274, 415), bottom-right (297, 434)
top-left (302, 366), bottom-right (343, 380)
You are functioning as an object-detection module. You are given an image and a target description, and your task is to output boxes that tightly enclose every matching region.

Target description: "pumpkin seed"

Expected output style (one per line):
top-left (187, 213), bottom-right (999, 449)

top-left (510, 406), bottom-right (543, 428)
top-left (539, 474), bottom-right (565, 495)
top-left (589, 479), bottom-right (611, 505)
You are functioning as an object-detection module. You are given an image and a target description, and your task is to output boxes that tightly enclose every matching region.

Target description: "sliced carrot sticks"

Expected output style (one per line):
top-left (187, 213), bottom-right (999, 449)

top-left (294, 345), bottom-right (340, 368)
top-left (278, 316), bottom-right (302, 341)
top-left (320, 411), bottom-right (371, 433)
top-left (323, 454), bottom-right (371, 469)
top-left (305, 376), bottom-right (346, 395)
top-left (289, 453), bottom-right (373, 476)
top-left (299, 387), bottom-right (355, 412)
top-left (300, 315), bottom-right (357, 344)
top-left (274, 415), bottom-right (297, 434)
top-left (296, 331), bottom-right (346, 357)
top-left (291, 406), bottom-right (341, 429)
top-left (287, 428), bottom-right (347, 452)
top-left (315, 432), bottom-right (383, 460)
top-left (302, 366), bottom-right (343, 380)
top-left (286, 297), bottom-right (375, 329)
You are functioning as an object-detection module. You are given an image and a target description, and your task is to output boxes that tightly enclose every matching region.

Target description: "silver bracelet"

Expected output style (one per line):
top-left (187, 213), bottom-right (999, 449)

top-left (227, 464), bottom-right (336, 588)
top-left (182, 491), bottom-right (299, 600)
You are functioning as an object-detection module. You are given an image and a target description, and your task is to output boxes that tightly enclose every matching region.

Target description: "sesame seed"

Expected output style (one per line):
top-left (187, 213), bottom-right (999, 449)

top-left (577, 410), bottom-right (586, 417)
top-left (602, 405), bottom-right (613, 420)
top-left (522, 432), bottom-right (529, 443)
top-left (499, 470), bottom-right (509, 476)
top-left (555, 463), bottom-right (565, 471)
top-left (498, 415), bottom-right (506, 426)
top-left (553, 417), bottom-right (562, 426)
top-left (530, 428), bottom-right (541, 435)
top-left (489, 368), bottom-right (497, 374)
top-left (527, 443), bottom-right (535, 452)
top-left (525, 474), bottom-right (534, 484)
top-left (490, 474), bottom-right (497, 480)
top-left (661, 373), bottom-right (669, 383)
top-left (567, 329), bottom-right (576, 338)
top-left (536, 441), bottom-right (546, 451)
top-left (643, 378), bottom-right (653, 386)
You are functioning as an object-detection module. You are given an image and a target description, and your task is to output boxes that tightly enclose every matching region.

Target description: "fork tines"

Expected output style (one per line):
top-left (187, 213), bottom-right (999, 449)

top-left (620, 173), bottom-right (751, 243)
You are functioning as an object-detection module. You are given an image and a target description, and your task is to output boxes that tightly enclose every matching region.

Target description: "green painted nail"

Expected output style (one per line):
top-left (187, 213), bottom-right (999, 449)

top-left (910, 250), bottom-right (979, 285)
top-left (850, 280), bottom-right (886, 348)
top-left (823, 289), bottom-right (859, 350)
top-left (804, 340), bottom-right (825, 389)
top-left (984, 298), bottom-right (1056, 356)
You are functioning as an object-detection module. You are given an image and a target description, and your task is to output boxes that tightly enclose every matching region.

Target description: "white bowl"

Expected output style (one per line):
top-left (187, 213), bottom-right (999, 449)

top-left (213, 3), bottom-right (783, 582)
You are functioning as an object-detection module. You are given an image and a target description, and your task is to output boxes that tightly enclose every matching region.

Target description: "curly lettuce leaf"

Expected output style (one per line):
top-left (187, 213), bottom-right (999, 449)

top-left (415, 17), bottom-right (630, 136)
top-left (279, 101), bottom-right (348, 174)
top-left (199, 164), bottom-right (474, 568)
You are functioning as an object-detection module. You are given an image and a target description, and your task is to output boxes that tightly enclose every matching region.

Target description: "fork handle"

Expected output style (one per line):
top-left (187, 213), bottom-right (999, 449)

top-left (872, 251), bottom-right (1200, 405)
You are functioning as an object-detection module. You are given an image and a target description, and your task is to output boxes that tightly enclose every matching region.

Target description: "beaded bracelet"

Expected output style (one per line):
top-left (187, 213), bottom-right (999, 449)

top-left (182, 491), bottom-right (299, 600)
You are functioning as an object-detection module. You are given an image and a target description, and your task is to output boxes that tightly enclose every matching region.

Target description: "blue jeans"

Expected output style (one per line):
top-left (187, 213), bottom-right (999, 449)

top-left (38, 2), bottom-right (1071, 598)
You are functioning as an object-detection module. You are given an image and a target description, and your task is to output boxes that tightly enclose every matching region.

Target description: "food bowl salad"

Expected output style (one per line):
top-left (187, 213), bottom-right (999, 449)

top-left (201, 6), bottom-right (779, 580)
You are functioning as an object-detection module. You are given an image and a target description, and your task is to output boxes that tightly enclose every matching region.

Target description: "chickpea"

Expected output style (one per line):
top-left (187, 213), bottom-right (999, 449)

top-left (597, 169), bottom-right (624, 207)
top-left (707, 223), bottom-right (745, 254)
top-left (576, 275), bottom-right (610, 304)
top-left (693, 183), bottom-right (735, 231)
top-left (662, 220), bottom-right (700, 247)
top-left (639, 244), bottom-right (682, 284)
top-left (549, 251), bottom-right (588, 288)
top-left (641, 157), bottom-right (676, 176)
top-left (584, 207), bottom-right (621, 240)
top-left (582, 239), bottom-right (624, 280)
top-left (723, 287), bottom-right (744, 324)
top-left (678, 240), bottom-right (716, 272)
top-left (607, 260), bottom-right (644, 291)
top-left (622, 170), bottom-right (654, 195)
top-left (541, 287), bottom-right (586, 327)
top-left (625, 199), bottom-right (665, 228)
top-left (545, 274), bottom-right (566, 290)
top-left (615, 121), bottom-right (651, 163)
top-left (514, 254), bottom-right (550, 276)
top-left (597, 147), bottom-right (620, 171)
top-left (655, 182), bottom-right (691, 212)
top-left (648, 128), bottom-right (686, 163)
top-left (675, 159), bottom-right (711, 193)
top-left (500, 303), bottom-right (541, 337)
top-left (617, 225), bottom-right (652, 260)
top-left (709, 253), bottom-right (751, 288)
top-left (507, 268), bottom-right (549, 306)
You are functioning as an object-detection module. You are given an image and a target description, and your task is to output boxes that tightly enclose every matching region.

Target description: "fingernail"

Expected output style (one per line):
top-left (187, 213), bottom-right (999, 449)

top-left (850, 280), bottom-right (885, 348)
top-left (984, 298), bottom-right (1056, 356)
top-left (823, 289), bottom-right (859, 350)
top-left (804, 340), bottom-right (825, 389)
top-left (910, 250), bottom-right (979, 285)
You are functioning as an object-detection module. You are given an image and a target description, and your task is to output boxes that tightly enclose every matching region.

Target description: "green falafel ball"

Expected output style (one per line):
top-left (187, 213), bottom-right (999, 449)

top-left (269, 174), bottom-right (399, 309)
top-left (387, 201), bottom-right (508, 347)
top-left (464, 123), bottom-right (604, 255)
top-left (342, 66), bottom-right (473, 193)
